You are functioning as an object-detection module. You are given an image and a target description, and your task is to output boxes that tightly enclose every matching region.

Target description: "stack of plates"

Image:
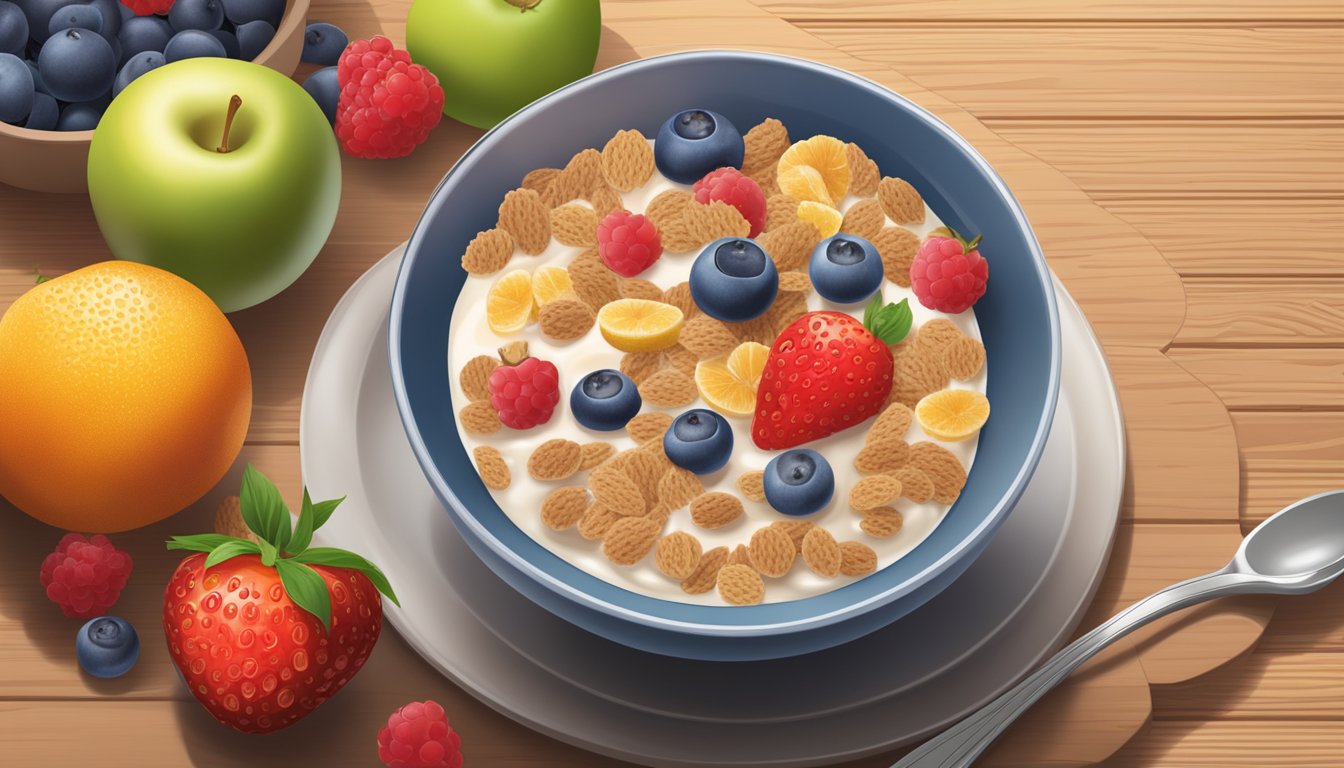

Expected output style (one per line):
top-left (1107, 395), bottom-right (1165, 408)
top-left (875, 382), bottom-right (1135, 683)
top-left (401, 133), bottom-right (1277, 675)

top-left (301, 248), bottom-right (1124, 767)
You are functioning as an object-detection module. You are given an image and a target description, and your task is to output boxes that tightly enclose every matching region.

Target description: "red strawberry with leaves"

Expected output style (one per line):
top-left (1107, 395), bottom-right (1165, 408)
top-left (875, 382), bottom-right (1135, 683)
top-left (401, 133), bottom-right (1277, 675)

top-left (163, 466), bottom-right (398, 734)
top-left (752, 298), bottom-right (912, 450)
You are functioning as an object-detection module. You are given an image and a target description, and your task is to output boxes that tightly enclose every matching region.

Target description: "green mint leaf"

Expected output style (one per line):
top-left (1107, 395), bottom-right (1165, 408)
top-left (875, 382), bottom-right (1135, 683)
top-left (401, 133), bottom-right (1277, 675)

top-left (166, 534), bottom-right (242, 553)
top-left (863, 294), bottom-right (880, 329)
top-left (287, 488), bottom-right (317, 556)
top-left (864, 298), bottom-right (913, 346)
top-left (275, 559), bottom-right (332, 632)
top-left (240, 465), bottom-right (291, 551)
top-left (294, 547), bottom-right (400, 607)
top-left (311, 496), bottom-right (345, 531)
top-left (204, 539), bottom-right (262, 569)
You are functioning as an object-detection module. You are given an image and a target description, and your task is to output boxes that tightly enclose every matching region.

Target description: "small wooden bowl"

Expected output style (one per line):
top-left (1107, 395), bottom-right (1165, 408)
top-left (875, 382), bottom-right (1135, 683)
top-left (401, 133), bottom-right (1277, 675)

top-left (0, 0), bottom-right (309, 194)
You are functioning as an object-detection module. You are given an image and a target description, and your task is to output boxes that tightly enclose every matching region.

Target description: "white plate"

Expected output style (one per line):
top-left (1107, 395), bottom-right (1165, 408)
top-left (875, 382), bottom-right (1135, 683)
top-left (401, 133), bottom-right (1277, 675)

top-left (302, 248), bottom-right (1124, 766)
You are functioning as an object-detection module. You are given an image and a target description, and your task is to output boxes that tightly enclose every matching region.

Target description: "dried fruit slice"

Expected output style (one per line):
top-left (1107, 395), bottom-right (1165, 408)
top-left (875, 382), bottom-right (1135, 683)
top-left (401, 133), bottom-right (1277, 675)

top-left (778, 135), bottom-right (850, 205)
top-left (694, 341), bottom-right (769, 417)
top-left (486, 269), bottom-right (535, 335)
top-left (915, 389), bottom-right (990, 442)
top-left (532, 265), bottom-right (575, 306)
top-left (796, 201), bottom-right (844, 238)
top-left (596, 298), bottom-right (684, 353)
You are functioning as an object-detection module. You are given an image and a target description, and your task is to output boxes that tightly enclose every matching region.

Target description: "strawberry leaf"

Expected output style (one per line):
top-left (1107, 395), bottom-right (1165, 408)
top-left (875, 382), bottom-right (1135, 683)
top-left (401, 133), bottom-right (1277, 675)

top-left (204, 539), bottom-right (262, 569)
top-left (863, 296), bottom-right (913, 346)
top-left (286, 488), bottom-right (316, 556)
top-left (258, 537), bottom-right (278, 567)
top-left (311, 496), bottom-right (345, 531)
top-left (167, 533), bottom-right (244, 553)
top-left (275, 559), bottom-right (332, 632)
top-left (294, 547), bottom-right (400, 607)
top-left (241, 464), bottom-right (291, 552)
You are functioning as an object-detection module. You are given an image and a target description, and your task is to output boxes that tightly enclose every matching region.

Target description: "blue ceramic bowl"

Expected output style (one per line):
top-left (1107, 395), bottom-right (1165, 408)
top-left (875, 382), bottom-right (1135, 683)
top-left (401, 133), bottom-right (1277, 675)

top-left (389, 51), bottom-right (1060, 661)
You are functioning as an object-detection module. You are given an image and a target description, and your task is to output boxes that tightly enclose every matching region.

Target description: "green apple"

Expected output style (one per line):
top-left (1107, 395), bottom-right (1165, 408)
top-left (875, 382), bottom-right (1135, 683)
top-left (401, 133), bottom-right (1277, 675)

top-left (407, 0), bottom-right (601, 129)
top-left (87, 58), bottom-right (341, 313)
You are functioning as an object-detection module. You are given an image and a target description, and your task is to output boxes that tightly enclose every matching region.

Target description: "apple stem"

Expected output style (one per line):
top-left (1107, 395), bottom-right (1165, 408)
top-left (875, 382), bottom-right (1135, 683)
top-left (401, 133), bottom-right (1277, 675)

top-left (503, 0), bottom-right (541, 11)
top-left (216, 95), bottom-right (243, 154)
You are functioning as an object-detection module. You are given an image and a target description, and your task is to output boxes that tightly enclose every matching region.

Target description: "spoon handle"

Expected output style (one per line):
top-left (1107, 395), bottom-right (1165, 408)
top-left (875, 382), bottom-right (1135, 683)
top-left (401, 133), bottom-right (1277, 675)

top-left (893, 570), bottom-right (1255, 768)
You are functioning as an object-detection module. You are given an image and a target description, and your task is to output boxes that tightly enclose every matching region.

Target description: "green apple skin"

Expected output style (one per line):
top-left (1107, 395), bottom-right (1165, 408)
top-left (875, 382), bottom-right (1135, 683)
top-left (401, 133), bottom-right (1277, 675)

top-left (407, 0), bottom-right (601, 130)
top-left (87, 58), bottom-right (341, 313)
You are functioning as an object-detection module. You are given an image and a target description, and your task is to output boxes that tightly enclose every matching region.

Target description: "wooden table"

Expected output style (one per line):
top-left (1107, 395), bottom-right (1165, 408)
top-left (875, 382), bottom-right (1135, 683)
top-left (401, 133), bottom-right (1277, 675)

top-left (1, 1), bottom-right (1340, 765)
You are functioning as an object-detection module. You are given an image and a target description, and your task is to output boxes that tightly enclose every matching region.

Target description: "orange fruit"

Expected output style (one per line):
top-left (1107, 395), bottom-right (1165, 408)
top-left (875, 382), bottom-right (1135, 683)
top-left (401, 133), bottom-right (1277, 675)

top-left (778, 136), bottom-right (851, 205)
top-left (916, 389), bottom-right (990, 442)
top-left (531, 266), bottom-right (575, 306)
top-left (777, 165), bottom-right (833, 207)
top-left (0, 261), bottom-right (252, 532)
top-left (596, 298), bottom-right (684, 352)
top-left (797, 202), bottom-right (844, 238)
top-left (695, 342), bottom-right (770, 417)
top-left (486, 268), bottom-right (535, 334)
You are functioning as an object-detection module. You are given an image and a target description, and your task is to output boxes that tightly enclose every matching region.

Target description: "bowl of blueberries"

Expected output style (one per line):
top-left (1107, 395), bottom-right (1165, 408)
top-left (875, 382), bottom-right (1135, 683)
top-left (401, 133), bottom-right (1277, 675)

top-left (0, 0), bottom-right (325, 193)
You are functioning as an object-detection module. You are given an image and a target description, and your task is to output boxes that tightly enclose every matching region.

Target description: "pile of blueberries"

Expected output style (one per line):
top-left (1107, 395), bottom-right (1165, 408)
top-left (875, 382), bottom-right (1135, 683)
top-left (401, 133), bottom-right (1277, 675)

top-left (0, 0), bottom-right (346, 132)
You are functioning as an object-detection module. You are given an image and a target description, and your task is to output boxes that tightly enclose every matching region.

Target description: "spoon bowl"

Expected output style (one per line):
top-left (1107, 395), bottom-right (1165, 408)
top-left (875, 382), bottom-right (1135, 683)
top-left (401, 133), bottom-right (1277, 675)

top-left (1239, 489), bottom-right (1344, 585)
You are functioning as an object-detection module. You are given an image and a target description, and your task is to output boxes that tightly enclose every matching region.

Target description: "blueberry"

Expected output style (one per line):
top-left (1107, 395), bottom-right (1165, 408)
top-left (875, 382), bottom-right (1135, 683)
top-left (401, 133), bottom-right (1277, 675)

top-left (23, 57), bottom-right (43, 92)
top-left (56, 99), bottom-right (99, 129)
top-left (117, 14), bottom-right (170, 58)
top-left (47, 3), bottom-right (101, 36)
top-left (763, 449), bottom-right (834, 517)
top-left (809, 234), bottom-right (884, 305)
top-left (301, 21), bottom-right (344, 66)
top-left (569, 369), bottom-right (641, 432)
top-left (76, 616), bottom-right (139, 679)
top-left (86, 0), bottom-right (117, 38)
top-left (663, 408), bottom-right (733, 475)
top-left (38, 27), bottom-right (114, 102)
top-left (233, 18), bottom-right (271, 60)
top-left (163, 28), bottom-right (225, 62)
top-left (688, 237), bottom-right (779, 322)
top-left (220, 0), bottom-right (283, 28)
top-left (115, 0), bottom-right (129, 21)
top-left (210, 27), bottom-right (237, 57)
top-left (0, 50), bottom-right (33, 123)
top-left (168, 0), bottom-right (223, 33)
top-left (112, 49), bottom-right (160, 95)
top-left (23, 87), bottom-right (54, 127)
top-left (15, 0), bottom-right (68, 43)
top-left (300, 64), bottom-right (336, 123)
top-left (653, 108), bottom-right (744, 185)
top-left (0, 1), bottom-right (28, 55)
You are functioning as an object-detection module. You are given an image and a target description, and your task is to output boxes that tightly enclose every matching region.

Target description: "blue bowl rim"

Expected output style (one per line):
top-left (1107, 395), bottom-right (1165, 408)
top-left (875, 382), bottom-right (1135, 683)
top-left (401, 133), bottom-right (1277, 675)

top-left (389, 50), bottom-right (1062, 637)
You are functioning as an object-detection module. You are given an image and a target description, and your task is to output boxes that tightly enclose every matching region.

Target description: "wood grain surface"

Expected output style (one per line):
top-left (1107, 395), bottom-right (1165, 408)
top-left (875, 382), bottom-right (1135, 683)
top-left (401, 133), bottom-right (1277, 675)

top-left (0, 0), bottom-right (1338, 766)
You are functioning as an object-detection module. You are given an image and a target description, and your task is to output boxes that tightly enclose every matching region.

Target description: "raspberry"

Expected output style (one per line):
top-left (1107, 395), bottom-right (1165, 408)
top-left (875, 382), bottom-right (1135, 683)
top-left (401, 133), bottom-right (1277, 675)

top-left (335, 35), bottom-right (445, 160)
top-left (597, 211), bottom-right (662, 277)
top-left (488, 354), bottom-right (560, 430)
top-left (119, 0), bottom-right (173, 15)
top-left (39, 534), bottom-right (133, 619)
top-left (910, 232), bottom-right (989, 314)
top-left (377, 700), bottom-right (463, 768)
top-left (693, 167), bottom-right (766, 237)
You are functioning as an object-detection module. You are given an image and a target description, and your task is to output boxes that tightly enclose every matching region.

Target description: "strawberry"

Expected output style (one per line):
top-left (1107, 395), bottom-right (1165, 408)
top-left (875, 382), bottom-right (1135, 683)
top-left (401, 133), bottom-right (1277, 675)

top-left (163, 466), bottom-right (398, 734)
top-left (751, 298), bottom-right (913, 450)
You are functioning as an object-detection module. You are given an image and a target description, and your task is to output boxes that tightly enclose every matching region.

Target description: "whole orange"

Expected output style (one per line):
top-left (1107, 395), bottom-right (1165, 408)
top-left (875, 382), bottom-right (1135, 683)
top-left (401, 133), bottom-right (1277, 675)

top-left (0, 262), bottom-right (252, 532)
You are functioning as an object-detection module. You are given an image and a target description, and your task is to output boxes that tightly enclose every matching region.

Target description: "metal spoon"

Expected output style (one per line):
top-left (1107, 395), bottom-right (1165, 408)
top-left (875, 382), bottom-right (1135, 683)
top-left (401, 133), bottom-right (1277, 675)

top-left (895, 489), bottom-right (1344, 768)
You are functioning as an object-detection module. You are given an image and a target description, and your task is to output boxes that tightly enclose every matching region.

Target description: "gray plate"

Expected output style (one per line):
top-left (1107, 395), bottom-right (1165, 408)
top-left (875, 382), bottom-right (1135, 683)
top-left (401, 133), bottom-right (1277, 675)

top-left (302, 248), bottom-right (1124, 766)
